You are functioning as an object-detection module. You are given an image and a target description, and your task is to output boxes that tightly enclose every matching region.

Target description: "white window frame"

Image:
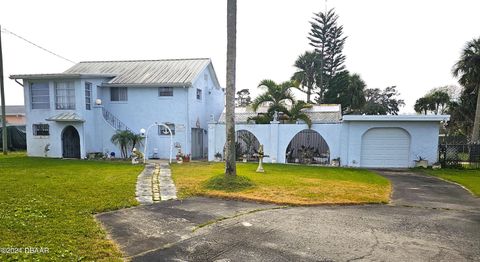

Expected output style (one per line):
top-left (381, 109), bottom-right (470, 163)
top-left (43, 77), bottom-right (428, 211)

top-left (55, 81), bottom-right (76, 110)
top-left (30, 82), bottom-right (50, 109)
top-left (158, 87), bottom-right (174, 97)
top-left (85, 82), bottom-right (92, 110)
top-left (110, 87), bottom-right (128, 102)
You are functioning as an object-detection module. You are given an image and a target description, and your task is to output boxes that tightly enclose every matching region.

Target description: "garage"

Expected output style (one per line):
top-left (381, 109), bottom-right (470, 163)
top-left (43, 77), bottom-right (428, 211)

top-left (360, 128), bottom-right (411, 168)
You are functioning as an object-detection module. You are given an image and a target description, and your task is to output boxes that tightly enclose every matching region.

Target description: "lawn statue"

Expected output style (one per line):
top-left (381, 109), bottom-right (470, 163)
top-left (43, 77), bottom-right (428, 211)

top-left (254, 144), bottom-right (269, 173)
top-left (131, 148), bottom-right (143, 165)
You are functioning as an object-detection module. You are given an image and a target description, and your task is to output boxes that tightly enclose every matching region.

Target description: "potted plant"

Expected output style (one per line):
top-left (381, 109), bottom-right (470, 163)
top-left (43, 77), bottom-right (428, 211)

top-left (182, 154), bottom-right (191, 162)
top-left (415, 156), bottom-right (428, 168)
top-left (331, 157), bottom-right (340, 167)
top-left (214, 152), bottom-right (222, 162)
top-left (432, 162), bottom-right (442, 169)
top-left (176, 149), bottom-right (184, 164)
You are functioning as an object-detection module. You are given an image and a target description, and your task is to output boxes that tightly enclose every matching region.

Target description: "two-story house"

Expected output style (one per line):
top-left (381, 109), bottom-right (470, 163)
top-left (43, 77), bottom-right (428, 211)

top-left (10, 58), bottom-right (225, 159)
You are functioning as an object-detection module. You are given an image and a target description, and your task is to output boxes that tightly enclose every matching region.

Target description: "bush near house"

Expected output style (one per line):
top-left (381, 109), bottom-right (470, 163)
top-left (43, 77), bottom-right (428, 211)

top-left (171, 162), bottom-right (391, 205)
top-left (0, 153), bottom-right (142, 261)
top-left (424, 169), bottom-right (480, 196)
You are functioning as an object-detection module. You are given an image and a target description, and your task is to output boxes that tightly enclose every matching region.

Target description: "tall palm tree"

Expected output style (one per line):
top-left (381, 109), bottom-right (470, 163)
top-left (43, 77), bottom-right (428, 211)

top-left (453, 37), bottom-right (480, 142)
top-left (292, 51), bottom-right (318, 103)
top-left (414, 96), bottom-right (434, 115)
top-left (251, 79), bottom-right (296, 117)
top-left (285, 101), bottom-right (313, 128)
top-left (225, 0), bottom-right (237, 176)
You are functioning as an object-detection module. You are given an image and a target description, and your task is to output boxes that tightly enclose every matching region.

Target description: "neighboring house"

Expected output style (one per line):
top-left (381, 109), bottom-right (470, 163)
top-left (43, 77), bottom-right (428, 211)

top-left (10, 58), bottom-right (224, 159)
top-left (210, 105), bottom-right (450, 168)
top-left (1, 105), bottom-right (26, 125)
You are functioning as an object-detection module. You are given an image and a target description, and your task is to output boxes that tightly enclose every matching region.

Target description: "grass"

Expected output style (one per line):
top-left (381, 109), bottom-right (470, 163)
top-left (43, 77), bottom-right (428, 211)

top-left (424, 168), bottom-right (480, 196)
top-left (171, 162), bottom-right (391, 205)
top-left (0, 152), bottom-right (143, 261)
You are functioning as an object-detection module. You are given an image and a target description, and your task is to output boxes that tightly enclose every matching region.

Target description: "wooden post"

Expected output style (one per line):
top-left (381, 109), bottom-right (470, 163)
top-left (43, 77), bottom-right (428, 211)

top-left (0, 25), bottom-right (7, 155)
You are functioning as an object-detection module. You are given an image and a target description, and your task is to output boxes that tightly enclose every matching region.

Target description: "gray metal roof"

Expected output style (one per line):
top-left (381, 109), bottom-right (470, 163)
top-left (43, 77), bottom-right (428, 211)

top-left (2, 105), bottom-right (25, 115)
top-left (46, 112), bottom-right (85, 122)
top-left (63, 58), bottom-right (213, 87)
top-left (218, 105), bottom-right (342, 124)
top-left (10, 73), bottom-right (117, 80)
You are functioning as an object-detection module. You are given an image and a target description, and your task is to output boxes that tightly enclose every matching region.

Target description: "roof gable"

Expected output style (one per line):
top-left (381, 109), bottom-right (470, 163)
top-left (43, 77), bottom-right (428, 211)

top-left (64, 58), bottom-right (212, 87)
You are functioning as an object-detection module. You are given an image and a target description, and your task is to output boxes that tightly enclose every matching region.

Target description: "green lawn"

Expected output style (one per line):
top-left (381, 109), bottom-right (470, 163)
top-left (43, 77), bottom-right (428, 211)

top-left (171, 162), bottom-right (391, 205)
top-left (424, 169), bottom-right (480, 196)
top-left (0, 152), bottom-right (143, 261)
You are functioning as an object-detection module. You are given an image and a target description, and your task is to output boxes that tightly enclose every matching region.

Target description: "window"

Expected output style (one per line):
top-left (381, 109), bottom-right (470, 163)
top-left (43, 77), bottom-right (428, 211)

top-left (55, 82), bottom-right (75, 109)
top-left (158, 87), bottom-right (173, 97)
top-left (33, 124), bottom-right (49, 136)
top-left (158, 123), bottom-right (175, 135)
top-left (196, 88), bottom-right (202, 100)
top-left (110, 87), bottom-right (128, 101)
top-left (85, 82), bottom-right (92, 110)
top-left (30, 82), bottom-right (50, 109)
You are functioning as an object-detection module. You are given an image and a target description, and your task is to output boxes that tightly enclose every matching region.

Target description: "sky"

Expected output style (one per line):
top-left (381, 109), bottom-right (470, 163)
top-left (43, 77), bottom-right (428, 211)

top-left (1, 0), bottom-right (479, 113)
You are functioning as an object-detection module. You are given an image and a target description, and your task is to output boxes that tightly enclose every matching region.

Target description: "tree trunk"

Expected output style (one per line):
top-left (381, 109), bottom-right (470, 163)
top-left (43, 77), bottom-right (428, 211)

top-left (471, 84), bottom-right (480, 143)
top-left (225, 0), bottom-right (237, 176)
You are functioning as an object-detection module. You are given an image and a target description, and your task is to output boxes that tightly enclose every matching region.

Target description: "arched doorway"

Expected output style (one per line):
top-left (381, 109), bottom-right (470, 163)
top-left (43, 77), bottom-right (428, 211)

top-left (62, 126), bottom-right (80, 158)
top-left (286, 129), bottom-right (330, 164)
top-left (223, 130), bottom-right (261, 161)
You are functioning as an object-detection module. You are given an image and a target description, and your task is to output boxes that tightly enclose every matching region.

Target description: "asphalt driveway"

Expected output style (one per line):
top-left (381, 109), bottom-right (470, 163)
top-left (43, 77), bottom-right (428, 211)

top-left (96, 170), bottom-right (480, 261)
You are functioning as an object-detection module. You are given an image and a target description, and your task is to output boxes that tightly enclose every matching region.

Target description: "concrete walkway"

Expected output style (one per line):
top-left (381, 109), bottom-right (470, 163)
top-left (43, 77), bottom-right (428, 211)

top-left (135, 160), bottom-right (177, 204)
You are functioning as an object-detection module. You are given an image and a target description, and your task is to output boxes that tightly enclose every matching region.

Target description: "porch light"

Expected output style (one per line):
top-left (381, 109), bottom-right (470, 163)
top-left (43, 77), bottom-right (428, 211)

top-left (95, 99), bottom-right (102, 105)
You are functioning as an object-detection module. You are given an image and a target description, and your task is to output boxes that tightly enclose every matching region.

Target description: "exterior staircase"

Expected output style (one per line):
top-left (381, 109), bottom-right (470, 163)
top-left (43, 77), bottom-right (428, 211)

top-left (102, 107), bottom-right (131, 131)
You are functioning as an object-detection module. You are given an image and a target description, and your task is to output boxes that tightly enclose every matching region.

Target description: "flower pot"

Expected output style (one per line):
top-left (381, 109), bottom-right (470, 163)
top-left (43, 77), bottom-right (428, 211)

top-left (415, 160), bottom-right (428, 168)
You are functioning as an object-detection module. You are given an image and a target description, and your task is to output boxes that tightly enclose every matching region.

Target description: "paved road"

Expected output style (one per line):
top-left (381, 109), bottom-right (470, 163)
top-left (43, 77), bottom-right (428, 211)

top-left (96, 170), bottom-right (480, 261)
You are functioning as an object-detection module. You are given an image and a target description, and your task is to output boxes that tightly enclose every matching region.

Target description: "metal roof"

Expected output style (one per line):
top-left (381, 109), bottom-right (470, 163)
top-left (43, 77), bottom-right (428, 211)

top-left (46, 112), bottom-right (85, 122)
top-left (218, 105), bottom-right (342, 124)
top-left (9, 73), bottom-right (117, 80)
top-left (2, 105), bottom-right (25, 115)
top-left (63, 58), bottom-right (213, 87)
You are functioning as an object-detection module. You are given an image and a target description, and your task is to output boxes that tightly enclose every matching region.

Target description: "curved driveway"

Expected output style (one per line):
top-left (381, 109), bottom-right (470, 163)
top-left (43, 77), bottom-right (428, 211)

top-left (96, 169), bottom-right (480, 261)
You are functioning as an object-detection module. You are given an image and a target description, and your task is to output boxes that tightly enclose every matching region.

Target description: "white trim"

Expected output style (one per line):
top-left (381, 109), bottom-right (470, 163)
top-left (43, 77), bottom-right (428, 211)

top-left (342, 115), bottom-right (450, 122)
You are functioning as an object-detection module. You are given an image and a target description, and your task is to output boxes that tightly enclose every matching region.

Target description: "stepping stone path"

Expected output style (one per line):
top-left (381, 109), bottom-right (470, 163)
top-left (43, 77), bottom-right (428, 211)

top-left (135, 160), bottom-right (177, 204)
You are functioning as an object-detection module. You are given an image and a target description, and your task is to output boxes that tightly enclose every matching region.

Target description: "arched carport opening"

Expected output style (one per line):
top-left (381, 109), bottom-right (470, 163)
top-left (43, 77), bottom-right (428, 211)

top-left (286, 129), bottom-right (330, 164)
top-left (223, 130), bottom-right (260, 161)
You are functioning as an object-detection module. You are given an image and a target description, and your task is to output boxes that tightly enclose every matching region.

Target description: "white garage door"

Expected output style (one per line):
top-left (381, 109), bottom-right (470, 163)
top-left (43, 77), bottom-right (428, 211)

top-left (361, 128), bottom-right (411, 168)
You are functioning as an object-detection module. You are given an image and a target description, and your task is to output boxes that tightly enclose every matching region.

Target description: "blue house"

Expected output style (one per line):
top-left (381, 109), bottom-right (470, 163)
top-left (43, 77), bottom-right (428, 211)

top-left (11, 58), bottom-right (225, 159)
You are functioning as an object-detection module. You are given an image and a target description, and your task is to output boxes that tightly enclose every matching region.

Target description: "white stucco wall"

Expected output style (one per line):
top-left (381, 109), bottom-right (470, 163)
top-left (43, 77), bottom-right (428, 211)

top-left (209, 119), bottom-right (443, 167)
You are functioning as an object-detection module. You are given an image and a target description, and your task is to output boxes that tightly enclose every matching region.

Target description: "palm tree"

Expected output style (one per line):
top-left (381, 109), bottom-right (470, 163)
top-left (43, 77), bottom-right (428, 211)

top-left (251, 79), bottom-right (296, 118)
top-left (414, 97), bottom-right (434, 115)
top-left (292, 51), bottom-right (318, 103)
top-left (429, 90), bottom-right (450, 114)
top-left (285, 101), bottom-right (313, 128)
top-left (225, 0), bottom-right (237, 176)
top-left (344, 73), bottom-right (366, 113)
top-left (130, 133), bottom-right (145, 152)
top-left (453, 37), bottom-right (480, 142)
top-left (111, 130), bottom-right (132, 158)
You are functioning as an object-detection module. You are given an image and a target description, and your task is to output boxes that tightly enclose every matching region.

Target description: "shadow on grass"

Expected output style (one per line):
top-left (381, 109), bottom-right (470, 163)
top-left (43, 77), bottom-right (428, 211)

top-left (203, 174), bottom-right (255, 192)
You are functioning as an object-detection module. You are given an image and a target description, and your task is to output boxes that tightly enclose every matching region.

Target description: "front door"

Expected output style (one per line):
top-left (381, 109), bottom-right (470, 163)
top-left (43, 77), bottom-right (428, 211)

top-left (191, 128), bottom-right (204, 159)
top-left (62, 126), bottom-right (80, 158)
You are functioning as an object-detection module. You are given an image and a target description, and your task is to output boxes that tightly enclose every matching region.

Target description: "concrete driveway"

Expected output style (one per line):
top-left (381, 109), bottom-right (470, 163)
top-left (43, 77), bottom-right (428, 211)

top-left (96, 170), bottom-right (480, 261)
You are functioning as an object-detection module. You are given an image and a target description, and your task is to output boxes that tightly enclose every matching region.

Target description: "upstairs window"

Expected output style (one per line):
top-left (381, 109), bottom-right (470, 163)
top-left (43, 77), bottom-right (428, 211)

top-left (33, 123), bottom-right (49, 136)
top-left (196, 88), bottom-right (202, 100)
top-left (158, 87), bottom-right (173, 97)
top-left (158, 123), bottom-right (175, 135)
top-left (55, 82), bottom-right (75, 110)
top-left (85, 82), bottom-right (92, 110)
top-left (30, 82), bottom-right (50, 109)
top-left (110, 87), bottom-right (128, 101)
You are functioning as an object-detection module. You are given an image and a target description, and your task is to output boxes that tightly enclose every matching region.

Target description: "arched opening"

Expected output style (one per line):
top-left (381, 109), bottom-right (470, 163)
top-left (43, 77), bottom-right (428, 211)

top-left (223, 130), bottom-right (261, 161)
top-left (286, 129), bottom-right (330, 164)
top-left (62, 126), bottom-right (80, 158)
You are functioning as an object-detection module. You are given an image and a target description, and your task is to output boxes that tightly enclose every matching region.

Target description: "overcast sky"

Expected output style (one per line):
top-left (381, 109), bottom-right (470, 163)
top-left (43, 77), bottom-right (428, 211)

top-left (1, 0), bottom-right (479, 113)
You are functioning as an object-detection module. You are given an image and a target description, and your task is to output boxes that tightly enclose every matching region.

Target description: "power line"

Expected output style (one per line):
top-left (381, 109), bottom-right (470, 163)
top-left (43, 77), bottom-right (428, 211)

top-left (0, 27), bottom-right (76, 64)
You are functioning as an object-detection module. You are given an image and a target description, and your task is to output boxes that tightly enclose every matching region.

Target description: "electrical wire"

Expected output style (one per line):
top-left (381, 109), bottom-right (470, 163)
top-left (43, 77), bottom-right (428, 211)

top-left (1, 27), bottom-right (76, 64)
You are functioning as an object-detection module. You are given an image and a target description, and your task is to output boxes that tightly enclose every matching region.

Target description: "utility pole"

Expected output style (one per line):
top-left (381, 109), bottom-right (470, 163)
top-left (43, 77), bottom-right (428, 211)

top-left (0, 25), bottom-right (7, 155)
